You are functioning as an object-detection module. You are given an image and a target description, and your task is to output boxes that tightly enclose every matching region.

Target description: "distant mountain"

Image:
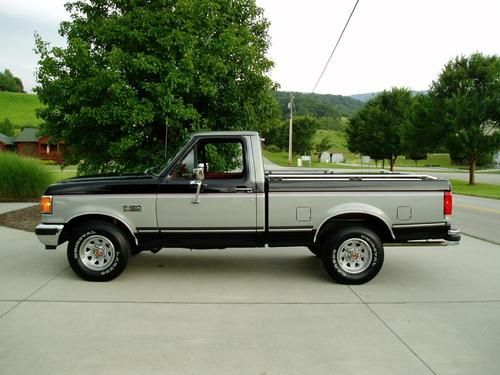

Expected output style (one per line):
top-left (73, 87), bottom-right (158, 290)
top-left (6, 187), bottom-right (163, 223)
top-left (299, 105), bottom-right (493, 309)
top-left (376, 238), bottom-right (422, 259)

top-left (351, 90), bottom-right (428, 102)
top-left (276, 91), bottom-right (364, 119)
top-left (350, 92), bottom-right (378, 102)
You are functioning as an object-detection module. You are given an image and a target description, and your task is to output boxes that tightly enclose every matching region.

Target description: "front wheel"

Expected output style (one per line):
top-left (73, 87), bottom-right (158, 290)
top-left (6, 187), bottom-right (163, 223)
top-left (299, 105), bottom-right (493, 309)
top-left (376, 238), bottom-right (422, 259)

top-left (67, 220), bottom-right (131, 281)
top-left (321, 226), bottom-right (384, 284)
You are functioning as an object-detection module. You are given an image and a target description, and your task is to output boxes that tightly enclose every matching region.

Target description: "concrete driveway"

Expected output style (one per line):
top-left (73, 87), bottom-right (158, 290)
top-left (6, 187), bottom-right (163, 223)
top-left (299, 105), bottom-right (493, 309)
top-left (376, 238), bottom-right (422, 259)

top-left (1, 226), bottom-right (500, 375)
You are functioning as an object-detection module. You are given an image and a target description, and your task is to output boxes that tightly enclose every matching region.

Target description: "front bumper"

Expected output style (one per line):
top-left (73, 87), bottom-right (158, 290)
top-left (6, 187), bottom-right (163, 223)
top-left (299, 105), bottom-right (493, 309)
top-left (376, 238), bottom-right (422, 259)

top-left (35, 223), bottom-right (64, 249)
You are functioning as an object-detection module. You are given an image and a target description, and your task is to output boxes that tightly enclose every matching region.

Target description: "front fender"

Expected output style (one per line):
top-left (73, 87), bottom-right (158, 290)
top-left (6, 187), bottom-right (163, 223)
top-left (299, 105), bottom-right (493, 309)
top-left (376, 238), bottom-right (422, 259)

top-left (65, 206), bottom-right (139, 245)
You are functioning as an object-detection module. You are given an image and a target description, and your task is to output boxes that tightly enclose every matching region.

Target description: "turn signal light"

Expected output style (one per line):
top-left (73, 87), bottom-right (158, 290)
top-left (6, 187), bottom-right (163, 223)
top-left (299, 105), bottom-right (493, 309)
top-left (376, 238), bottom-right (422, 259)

top-left (444, 191), bottom-right (453, 216)
top-left (40, 196), bottom-right (53, 214)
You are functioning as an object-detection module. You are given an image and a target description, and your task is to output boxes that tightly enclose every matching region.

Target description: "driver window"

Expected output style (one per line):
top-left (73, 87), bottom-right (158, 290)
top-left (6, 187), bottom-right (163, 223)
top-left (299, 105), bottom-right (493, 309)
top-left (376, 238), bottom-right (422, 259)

top-left (199, 140), bottom-right (245, 179)
top-left (170, 138), bottom-right (245, 180)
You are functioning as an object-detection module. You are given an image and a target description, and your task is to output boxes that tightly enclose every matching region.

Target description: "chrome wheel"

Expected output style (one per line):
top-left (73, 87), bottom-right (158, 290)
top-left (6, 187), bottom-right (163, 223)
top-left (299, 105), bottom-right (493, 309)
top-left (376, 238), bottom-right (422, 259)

top-left (79, 235), bottom-right (116, 272)
top-left (336, 238), bottom-right (373, 274)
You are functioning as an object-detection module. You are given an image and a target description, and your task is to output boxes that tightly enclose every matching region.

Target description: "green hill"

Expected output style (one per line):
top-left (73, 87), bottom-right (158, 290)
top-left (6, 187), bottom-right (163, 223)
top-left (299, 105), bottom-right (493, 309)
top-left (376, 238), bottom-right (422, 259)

top-left (0, 92), bottom-right (43, 128)
top-left (276, 91), bottom-right (365, 119)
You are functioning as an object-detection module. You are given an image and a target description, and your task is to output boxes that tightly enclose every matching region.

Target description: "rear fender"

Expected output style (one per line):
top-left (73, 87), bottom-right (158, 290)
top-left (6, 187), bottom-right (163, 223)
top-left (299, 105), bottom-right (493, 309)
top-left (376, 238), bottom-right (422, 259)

top-left (314, 203), bottom-right (395, 243)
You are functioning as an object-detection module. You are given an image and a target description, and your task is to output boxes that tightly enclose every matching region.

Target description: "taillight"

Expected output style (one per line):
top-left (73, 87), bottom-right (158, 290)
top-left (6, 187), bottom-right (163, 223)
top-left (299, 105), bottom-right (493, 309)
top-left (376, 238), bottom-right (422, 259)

top-left (444, 191), bottom-right (452, 216)
top-left (40, 196), bottom-right (53, 214)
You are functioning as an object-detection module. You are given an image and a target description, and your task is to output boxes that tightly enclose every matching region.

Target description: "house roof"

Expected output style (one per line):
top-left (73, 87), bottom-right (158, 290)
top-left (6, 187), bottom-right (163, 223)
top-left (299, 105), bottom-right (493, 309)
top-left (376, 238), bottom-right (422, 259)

top-left (0, 132), bottom-right (15, 146)
top-left (15, 127), bottom-right (39, 143)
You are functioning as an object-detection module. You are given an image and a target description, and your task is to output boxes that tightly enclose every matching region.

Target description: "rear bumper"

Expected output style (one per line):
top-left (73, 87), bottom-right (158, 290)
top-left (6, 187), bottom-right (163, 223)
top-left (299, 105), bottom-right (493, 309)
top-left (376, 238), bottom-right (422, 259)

top-left (35, 223), bottom-right (64, 249)
top-left (445, 228), bottom-right (461, 244)
top-left (386, 228), bottom-right (461, 247)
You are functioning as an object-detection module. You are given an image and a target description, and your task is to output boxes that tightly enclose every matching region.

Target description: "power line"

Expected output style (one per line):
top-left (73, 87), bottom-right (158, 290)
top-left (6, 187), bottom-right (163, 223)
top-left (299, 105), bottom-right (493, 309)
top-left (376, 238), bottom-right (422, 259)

top-left (311, 0), bottom-right (360, 93)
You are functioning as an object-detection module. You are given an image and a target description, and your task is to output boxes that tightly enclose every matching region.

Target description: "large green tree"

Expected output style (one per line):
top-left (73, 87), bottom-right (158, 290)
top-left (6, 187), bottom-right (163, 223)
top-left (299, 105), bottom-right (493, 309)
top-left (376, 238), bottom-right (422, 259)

top-left (35, 0), bottom-right (279, 174)
top-left (346, 88), bottom-right (413, 171)
top-left (430, 53), bottom-right (500, 184)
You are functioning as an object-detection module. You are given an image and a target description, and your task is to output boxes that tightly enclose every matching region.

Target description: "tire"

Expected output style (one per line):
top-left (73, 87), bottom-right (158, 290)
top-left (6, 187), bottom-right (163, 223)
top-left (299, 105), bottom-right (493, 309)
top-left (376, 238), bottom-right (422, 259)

top-left (67, 220), bottom-right (131, 281)
top-left (321, 226), bottom-right (384, 284)
top-left (307, 244), bottom-right (322, 257)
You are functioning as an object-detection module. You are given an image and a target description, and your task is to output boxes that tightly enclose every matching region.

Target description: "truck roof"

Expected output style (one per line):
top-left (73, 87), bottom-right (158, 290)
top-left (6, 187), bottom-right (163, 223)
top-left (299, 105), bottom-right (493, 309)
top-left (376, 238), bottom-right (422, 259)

top-left (191, 130), bottom-right (259, 137)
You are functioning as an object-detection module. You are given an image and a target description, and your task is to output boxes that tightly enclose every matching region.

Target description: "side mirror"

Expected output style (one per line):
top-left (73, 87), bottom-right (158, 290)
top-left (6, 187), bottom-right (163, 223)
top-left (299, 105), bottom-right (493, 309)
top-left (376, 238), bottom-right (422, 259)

top-left (192, 167), bottom-right (205, 181)
top-left (198, 162), bottom-right (208, 172)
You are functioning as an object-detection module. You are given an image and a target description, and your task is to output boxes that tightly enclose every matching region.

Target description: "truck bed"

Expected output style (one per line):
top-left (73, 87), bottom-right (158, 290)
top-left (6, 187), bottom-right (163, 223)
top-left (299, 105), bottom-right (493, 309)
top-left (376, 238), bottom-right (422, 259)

top-left (266, 170), bottom-right (451, 192)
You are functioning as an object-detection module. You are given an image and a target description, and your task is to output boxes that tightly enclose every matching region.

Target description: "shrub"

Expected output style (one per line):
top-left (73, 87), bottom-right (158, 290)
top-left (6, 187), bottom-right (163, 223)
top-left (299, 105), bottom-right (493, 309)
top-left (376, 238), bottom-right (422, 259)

top-left (0, 118), bottom-right (15, 136)
top-left (0, 152), bottom-right (52, 200)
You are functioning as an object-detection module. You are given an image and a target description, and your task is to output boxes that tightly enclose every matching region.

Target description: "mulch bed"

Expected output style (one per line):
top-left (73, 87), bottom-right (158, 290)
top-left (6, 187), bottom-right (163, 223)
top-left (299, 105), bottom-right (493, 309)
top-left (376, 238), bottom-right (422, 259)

top-left (0, 205), bottom-right (41, 232)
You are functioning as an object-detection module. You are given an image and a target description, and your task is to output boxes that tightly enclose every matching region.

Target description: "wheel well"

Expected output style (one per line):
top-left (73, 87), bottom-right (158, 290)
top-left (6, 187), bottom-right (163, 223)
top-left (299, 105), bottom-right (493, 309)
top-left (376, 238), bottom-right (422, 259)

top-left (59, 214), bottom-right (138, 248)
top-left (315, 214), bottom-right (393, 245)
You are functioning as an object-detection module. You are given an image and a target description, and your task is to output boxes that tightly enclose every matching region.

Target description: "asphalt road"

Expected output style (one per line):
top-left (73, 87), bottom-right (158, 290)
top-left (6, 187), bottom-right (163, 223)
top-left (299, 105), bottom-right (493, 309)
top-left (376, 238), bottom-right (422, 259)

top-left (453, 195), bottom-right (500, 245)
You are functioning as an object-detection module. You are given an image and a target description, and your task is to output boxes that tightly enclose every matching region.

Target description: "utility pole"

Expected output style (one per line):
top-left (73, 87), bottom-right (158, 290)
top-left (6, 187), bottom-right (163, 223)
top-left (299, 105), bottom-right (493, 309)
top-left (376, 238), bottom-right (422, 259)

top-left (288, 93), bottom-right (294, 166)
top-left (164, 118), bottom-right (168, 160)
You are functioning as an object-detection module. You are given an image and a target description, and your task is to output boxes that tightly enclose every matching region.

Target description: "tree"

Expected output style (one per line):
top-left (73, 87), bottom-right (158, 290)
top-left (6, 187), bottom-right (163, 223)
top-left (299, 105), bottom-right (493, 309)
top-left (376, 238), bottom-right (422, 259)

top-left (0, 69), bottom-right (24, 93)
top-left (35, 0), bottom-right (279, 174)
top-left (402, 94), bottom-right (436, 166)
top-left (346, 88), bottom-right (413, 171)
top-left (292, 116), bottom-right (320, 155)
top-left (0, 118), bottom-right (15, 136)
top-left (430, 53), bottom-right (500, 184)
top-left (263, 115), bottom-right (319, 156)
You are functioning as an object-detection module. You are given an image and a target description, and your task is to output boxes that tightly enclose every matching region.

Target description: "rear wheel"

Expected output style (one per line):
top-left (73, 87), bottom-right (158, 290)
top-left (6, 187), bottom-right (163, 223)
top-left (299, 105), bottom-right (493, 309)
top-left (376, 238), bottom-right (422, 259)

top-left (67, 220), bottom-right (131, 281)
top-left (321, 226), bottom-right (384, 284)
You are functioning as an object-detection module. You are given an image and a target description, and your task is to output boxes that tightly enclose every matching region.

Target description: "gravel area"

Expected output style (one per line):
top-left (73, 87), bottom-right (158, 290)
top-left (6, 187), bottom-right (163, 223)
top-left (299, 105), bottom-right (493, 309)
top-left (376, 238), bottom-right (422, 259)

top-left (0, 205), bottom-right (40, 232)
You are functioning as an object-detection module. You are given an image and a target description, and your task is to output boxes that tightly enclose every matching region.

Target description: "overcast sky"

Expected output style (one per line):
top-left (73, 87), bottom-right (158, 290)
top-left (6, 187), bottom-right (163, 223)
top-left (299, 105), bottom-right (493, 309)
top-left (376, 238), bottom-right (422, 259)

top-left (1, 0), bottom-right (499, 96)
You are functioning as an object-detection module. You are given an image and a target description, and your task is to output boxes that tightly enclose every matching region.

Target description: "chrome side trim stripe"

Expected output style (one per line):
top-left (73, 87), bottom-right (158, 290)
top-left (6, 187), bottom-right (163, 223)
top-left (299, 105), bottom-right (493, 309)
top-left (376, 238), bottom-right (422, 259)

top-left (392, 222), bottom-right (447, 229)
top-left (268, 225), bottom-right (314, 232)
top-left (136, 227), bottom-right (265, 233)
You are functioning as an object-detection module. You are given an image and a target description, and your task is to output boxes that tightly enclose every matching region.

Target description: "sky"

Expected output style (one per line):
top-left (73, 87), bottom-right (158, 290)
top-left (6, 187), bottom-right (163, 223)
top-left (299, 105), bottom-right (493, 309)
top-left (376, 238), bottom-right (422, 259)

top-left (0, 0), bottom-right (499, 96)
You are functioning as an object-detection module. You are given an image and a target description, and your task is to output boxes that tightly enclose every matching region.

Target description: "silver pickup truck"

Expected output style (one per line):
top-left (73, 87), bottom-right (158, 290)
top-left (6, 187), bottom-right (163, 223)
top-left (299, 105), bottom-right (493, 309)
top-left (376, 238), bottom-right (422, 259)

top-left (36, 131), bottom-right (460, 283)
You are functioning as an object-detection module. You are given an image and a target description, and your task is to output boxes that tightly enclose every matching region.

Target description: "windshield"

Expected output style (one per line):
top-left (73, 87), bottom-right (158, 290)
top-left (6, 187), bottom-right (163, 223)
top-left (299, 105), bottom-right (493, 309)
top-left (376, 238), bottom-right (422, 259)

top-left (146, 138), bottom-right (192, 176)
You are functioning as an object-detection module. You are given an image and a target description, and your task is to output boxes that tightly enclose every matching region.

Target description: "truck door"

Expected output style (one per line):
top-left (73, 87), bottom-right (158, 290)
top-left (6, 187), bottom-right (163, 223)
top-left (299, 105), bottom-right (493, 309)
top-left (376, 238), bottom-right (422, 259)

top-left (156, 136), bottom-right (258, 248)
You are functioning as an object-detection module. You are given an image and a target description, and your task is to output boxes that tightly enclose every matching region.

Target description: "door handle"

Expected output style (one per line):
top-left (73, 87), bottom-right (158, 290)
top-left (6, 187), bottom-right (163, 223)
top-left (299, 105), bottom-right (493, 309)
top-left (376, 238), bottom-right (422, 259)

top-left (234, 187), bottom-right (253, 193)
top-left (190, 180), bottom-right (203, 204)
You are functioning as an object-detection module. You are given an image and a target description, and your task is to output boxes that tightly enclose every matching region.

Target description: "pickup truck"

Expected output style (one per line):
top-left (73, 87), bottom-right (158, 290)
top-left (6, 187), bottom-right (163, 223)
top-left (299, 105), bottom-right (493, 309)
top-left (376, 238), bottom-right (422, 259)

top-left (36, 131), bottom-right (460, 283)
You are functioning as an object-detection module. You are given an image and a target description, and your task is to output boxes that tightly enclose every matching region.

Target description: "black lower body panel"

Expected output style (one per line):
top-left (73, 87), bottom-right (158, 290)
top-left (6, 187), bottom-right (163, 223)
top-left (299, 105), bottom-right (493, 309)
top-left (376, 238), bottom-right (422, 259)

top-left (391, 225), bottom-right (452, 242)
top-left (135, 231), bottom-right (258, 250)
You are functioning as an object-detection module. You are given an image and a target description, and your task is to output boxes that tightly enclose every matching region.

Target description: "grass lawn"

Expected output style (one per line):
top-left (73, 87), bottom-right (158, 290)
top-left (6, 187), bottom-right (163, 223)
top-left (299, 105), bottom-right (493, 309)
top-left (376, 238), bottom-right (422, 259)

top-left (44, 164), bottom-right (77, 182)
top-left (262, 148), bottom-right (293, 166)
top-left (450, 179), bottom-right (500, 200)
top-left (0, 92), bottom-right (43, 128)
